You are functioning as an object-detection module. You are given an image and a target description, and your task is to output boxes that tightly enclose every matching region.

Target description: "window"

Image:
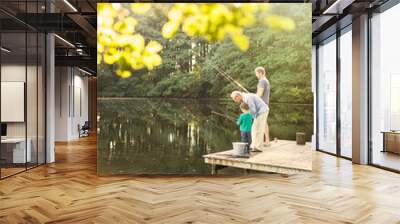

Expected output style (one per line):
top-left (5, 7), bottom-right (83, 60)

top-left (317, 35), bottom-right (337, 154)
top-left (0, 1), bottom-right (46, 179)
top-left (370, 3), bottom-right (400, 171)
top-left (339, 27), bottom-right (352, 158)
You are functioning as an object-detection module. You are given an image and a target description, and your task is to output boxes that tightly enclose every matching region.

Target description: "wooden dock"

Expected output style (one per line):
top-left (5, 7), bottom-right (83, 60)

top-left (203, 140), bottom-right (312, 175)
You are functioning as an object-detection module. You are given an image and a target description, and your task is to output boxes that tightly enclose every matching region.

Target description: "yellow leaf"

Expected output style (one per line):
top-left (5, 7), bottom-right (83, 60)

top-left (216, 28), bottom-right (226, 41)
top-left (182, 17), bottom-right (199, 36)
top-left (259, 4), bottom-right (270, 11)
top-left (97, 3), bottom-right (106, 11)
top-left (98, 4), bottom-right (117, 18)
top-left (145, 41), bottom-right (163, 54)
top-left (183, 4), bottom-right (199, 15)
top-left (97, 54), bottom-right (102, 64)
top-left (265, 15), bottom-right (295, 31)
top-left (143, 54), bottom-right (162, 70)
top-left (111, 3), bottom-right (121, 10)
top-left (232, 34), bottom-right (249, 51)
top-left (237, 14), bottom-right (254, 26)
top-left (162, 21), bottom-right (179, 39)
top-left (168, 8), bottom-right (183, 22)
top-left (104, 50), bottom-right (120, 64)
top-left (114, 17), bottom-right (137, 34)
top-left (131, 34), bottom-right (145, 52)
top-left (131, 3), bottom-right (151, 15)
top-left (194, 16), bottom-right (208, 34)
top-left (116, 69), bottom-right (131, 78)
top-left (97, 43), bottom-right (104, 53)
top-left (210, 6), bottom-right (228, 25)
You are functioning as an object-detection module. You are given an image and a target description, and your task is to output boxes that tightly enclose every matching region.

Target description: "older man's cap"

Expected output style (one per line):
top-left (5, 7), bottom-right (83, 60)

top-left (230, 91), bottom-right (242, 99)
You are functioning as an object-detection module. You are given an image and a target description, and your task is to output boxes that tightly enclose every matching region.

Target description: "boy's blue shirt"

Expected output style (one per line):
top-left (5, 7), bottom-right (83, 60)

top-left (237, 112), bottom-right (252, 132)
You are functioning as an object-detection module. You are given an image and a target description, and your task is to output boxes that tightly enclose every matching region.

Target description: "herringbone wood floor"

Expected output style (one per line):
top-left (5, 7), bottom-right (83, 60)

top-left (1, 136), bottom-right (400, 224)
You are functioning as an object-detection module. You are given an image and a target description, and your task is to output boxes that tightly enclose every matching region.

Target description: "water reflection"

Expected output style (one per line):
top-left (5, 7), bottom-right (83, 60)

top-left (97, 98), bottom-right (313, 175)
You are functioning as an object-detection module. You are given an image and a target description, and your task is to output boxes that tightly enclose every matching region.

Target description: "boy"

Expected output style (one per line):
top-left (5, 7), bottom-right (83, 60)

top-left (236, 102), bottom-right (252, 154)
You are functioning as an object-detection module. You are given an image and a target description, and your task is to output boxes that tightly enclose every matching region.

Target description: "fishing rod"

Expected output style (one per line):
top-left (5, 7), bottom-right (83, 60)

top-left (211, 111), bottom-right (236, 122)
top-left (209, 62), bottom-right (250, 93)
top-left (195, 53), bottom-right (250, 93)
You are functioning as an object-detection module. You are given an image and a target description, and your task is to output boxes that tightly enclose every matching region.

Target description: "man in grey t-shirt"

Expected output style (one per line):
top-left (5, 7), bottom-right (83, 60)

top-left (255, 66), bottom-right (270, 145)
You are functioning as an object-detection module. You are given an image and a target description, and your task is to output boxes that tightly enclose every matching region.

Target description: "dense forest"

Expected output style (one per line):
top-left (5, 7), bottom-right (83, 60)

top-left (98, 4), bottom-right (312, 104)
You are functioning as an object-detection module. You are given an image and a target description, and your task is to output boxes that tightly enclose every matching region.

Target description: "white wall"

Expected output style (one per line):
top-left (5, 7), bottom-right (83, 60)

top-left (55, 67), bottom-right (89, 141)
top-left (55, 67), bottom-right (70, 141)
top-left (1, 65), bottom-right (33, 138)
top-left (1, 63), bottom-right (46, 164)
top-left (72, 73), bottom-right (89, 138)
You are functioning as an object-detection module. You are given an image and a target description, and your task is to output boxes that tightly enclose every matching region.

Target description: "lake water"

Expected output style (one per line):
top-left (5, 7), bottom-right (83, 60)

top-left (97, 98), bottom-right (313, 175)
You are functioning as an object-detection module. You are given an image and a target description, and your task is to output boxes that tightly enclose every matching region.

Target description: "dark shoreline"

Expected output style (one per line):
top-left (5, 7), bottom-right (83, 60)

top-left (97, 97), bottom-right (313, 106)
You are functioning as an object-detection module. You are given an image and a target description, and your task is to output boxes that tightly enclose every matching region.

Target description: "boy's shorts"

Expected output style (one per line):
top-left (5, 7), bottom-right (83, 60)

top-left (240, 131), bottom-right (252, 144)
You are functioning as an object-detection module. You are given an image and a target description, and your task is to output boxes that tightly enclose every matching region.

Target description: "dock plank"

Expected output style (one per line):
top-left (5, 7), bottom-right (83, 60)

top-left (203, 140), bottom-right (312, 175)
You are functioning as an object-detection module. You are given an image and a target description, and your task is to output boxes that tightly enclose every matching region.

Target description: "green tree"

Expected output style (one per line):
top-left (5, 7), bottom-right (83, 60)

top-left (98, 3), bottom-right (295, 78)
top-left (98, 3), bottom-right (312, 104)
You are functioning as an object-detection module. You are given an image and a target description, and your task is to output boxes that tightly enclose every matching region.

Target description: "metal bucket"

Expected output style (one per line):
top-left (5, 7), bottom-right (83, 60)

top-left (232, 142), bottom-right (248, 156)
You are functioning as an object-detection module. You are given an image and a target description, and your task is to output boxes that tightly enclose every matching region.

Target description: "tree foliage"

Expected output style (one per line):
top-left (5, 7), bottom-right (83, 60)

top-left (98, 3), bottom-right (295, 78)
top-left (98, 4), bottom-right (312, 104)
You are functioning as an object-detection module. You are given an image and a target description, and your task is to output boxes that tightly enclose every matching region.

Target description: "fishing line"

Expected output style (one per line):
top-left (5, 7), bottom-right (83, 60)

top-left (211, 111), bottom-right (236, 122)
top-left (194, 53), bottom-right (250, 93)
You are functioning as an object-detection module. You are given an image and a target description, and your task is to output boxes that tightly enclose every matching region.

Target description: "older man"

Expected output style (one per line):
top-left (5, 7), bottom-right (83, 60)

top-left (231, 91), bottom-right (269, 151)
top-left (255, 66), bottom-right (270, 146)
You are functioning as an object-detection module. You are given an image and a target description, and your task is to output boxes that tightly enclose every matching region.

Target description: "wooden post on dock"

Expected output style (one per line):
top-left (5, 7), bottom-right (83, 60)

top-left (211, 164), bottom-right (216, 175)
top-left (296, 132), bottom-right (306, 145)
